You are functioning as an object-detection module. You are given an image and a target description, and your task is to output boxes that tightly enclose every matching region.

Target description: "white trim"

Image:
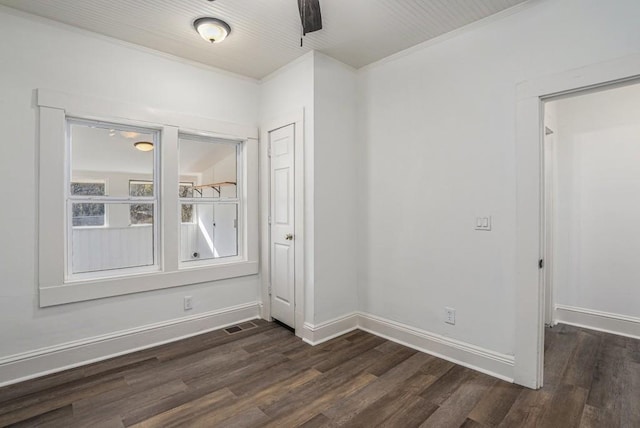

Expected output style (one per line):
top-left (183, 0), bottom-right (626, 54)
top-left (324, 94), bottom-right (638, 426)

top-left (515, 53), bottom-right (640, 389)
top-left (37, 89), bottom-right (260, 306)
top-left (358, 313), bottom-right (514, 382)
top-left (2, 308), bottom-right (517, 388)
top-left (40, 261), bottom-right (259, 306)
top-left (37, 88), bottom-right (258, 140)
top-left (302, 312), bottom-right (515, 382)
top-left (260, 111), bottom-right (306, 336)
top-left (301, 313), bottom-right (359, 345)
top-left (0, 302), bottom-right (261, 388)
top-left (555, 305), bottom-right (640, 340)
top-left (66, 120), bottom-right (162, 282)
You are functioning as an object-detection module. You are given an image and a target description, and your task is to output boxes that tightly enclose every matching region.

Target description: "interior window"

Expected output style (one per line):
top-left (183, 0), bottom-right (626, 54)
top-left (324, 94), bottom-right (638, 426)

top-left (178, 134), bottom-right (240, 263)
top-left (37, 89), bottom-right (259, 306)
top-left (68, 120), bottom-right (158, 276)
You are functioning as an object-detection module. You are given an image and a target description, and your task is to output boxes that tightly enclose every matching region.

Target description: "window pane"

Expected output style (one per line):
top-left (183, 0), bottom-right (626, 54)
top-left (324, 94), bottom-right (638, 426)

top-left (179, 183), bottom-right (194, 198)
top-left (71, 203), bottom-right (155, 274)
top-left (179, 136), bottom-right (237, 199)
top-left (72, 203), bottom-right (105, 227)
top-left (130, 203), bottom-right (154, 225)
top-left (71, 182), bottom-right (105, 196)
top-left (71, 182), bottom-right (105, 226)
top-left (70, 122), bottom-right (156, 198)
top-left (129, 181), bottom-right (153, 197)
top-left (180, 203), bottom-right (238, 262)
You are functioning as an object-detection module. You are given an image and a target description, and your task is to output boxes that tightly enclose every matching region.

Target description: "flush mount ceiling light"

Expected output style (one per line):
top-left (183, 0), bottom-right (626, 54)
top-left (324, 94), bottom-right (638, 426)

top-left (134, 141), bottom-right (154, 152)
top-left (193, 17), bottom-right (231, 44)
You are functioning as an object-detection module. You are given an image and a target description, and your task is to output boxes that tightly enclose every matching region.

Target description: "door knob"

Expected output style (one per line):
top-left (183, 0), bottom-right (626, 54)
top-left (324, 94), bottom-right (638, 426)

top-left (285, 233), bottom-right (294, 241)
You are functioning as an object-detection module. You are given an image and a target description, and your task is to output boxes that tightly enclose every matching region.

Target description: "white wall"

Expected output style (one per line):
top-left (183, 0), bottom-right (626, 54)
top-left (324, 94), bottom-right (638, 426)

top-left (357, 0), bottom-right (640, 356)
top-left (259, 52), bottom-right (316, 323)
top-left (313, 53), bottom-right (359, 322)
top-left (259, 52), bottom-right (359, 325)
top-left (551, 83), bottom-right (640, 321)
top-left (543, 101), bottom-right (558, 326)
top-left (4, 0), bottom-right (640, 384)
top-left (0, 8), bottom-right (260, 361)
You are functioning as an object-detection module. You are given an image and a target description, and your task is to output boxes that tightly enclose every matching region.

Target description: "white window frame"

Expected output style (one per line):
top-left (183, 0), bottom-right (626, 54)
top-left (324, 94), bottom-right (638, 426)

top-left (37, 88), bottom-right (259, 307)
top-left (66, 119), bottom-right (161, 281)
top-left (178, 133), bottom-right (244, 267)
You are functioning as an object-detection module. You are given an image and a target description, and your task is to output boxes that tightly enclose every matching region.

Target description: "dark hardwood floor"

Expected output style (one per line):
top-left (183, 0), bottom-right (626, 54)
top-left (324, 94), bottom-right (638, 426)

top-left (0, 320), bottom-right (638, 427)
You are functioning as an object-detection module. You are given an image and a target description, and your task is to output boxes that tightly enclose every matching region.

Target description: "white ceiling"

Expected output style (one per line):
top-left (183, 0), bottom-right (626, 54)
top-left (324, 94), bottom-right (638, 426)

top-left (0, 0), bottom-right (528, 79)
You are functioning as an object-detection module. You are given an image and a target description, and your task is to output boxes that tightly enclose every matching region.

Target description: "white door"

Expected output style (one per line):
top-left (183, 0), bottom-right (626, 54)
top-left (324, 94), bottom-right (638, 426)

top-left (270, 124), bottom-right (295, 328)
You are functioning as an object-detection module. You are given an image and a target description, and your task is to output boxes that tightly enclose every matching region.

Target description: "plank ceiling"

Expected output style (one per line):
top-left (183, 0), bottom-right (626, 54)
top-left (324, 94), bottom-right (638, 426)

top-left (0, 0), bottom-right (529, 79)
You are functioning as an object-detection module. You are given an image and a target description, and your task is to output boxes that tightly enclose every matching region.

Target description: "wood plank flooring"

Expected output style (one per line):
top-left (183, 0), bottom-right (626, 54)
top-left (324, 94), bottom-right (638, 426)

top-left (0, 321), bottom-right (638, 427)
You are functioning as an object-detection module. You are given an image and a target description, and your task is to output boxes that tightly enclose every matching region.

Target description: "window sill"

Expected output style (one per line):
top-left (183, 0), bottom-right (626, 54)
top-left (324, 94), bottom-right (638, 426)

top-left (40, 260), bottom-right (259, 307)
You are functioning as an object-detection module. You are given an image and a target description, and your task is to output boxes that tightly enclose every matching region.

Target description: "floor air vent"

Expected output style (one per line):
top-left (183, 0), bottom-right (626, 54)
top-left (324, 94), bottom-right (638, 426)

top-left (224, 321), bottom-right (258, 335)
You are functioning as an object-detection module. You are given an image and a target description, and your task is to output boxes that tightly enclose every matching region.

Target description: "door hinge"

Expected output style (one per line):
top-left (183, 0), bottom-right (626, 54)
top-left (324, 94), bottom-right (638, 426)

top-left (267, 143), bottom-right (271, 158)
top-left (539, 259), bottom-right (544, 269)
top-left (268, 216), bottom-right (272, 226)
top-left (268, 284), bottom-right (272, 296)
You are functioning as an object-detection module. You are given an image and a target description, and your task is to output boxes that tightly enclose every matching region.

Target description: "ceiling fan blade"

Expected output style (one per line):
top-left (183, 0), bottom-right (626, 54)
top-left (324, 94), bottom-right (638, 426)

top-left (298, 0), bottom-right (322, 35)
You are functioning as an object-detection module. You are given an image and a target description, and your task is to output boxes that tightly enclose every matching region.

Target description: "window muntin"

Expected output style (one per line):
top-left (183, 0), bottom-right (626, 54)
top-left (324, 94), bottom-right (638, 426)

top-left (67, 119), bottom-right (159, 278)
top-left (128, 180), bottom-right (195, 224)
top-left (178, 134), bottom-right (241, 264)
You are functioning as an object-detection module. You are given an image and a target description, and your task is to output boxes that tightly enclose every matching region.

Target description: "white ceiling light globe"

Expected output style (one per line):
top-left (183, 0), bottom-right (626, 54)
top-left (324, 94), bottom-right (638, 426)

top-left (194, 17), bottom-right (231, 44)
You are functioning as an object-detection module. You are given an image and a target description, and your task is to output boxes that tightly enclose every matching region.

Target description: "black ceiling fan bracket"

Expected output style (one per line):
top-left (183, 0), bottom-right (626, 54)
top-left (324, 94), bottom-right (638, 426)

top-left (298, 0), bottom-right (322, 36)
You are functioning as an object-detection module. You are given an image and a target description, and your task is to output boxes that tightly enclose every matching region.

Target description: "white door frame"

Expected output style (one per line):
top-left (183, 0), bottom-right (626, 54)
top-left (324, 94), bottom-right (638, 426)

top-left (515, 54), bottom-right (640, 389)
top-left (260, 110), bottom-right (305, 336)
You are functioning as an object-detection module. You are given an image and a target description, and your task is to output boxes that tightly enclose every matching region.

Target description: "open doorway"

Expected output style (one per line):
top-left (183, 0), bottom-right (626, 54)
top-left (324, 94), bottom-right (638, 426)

top-left (541, 80), bottom-right (640, 383)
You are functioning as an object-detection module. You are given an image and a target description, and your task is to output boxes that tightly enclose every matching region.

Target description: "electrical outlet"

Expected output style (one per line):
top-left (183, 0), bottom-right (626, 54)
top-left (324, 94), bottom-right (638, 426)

top-left (445, 307), bottom-right (456, 325)
top-left (184, 296), bottom-right (193, 311)
top-left (475, 216), bottom-right (492, 231)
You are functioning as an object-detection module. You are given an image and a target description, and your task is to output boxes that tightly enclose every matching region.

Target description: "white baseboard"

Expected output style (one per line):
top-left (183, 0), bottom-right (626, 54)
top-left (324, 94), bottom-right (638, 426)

top-left (358, 313), bottom-right (514, 382)
top-left (555, 304), bottom-right (640, 340)
top-left (301, 313), bottom-right (359, 345)
top-left (301, 312), bottom-right (514, 382)
top-left (0, 302), bottom-right (261, 387)
top-left (2, 305), bottom-right (517, 388)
